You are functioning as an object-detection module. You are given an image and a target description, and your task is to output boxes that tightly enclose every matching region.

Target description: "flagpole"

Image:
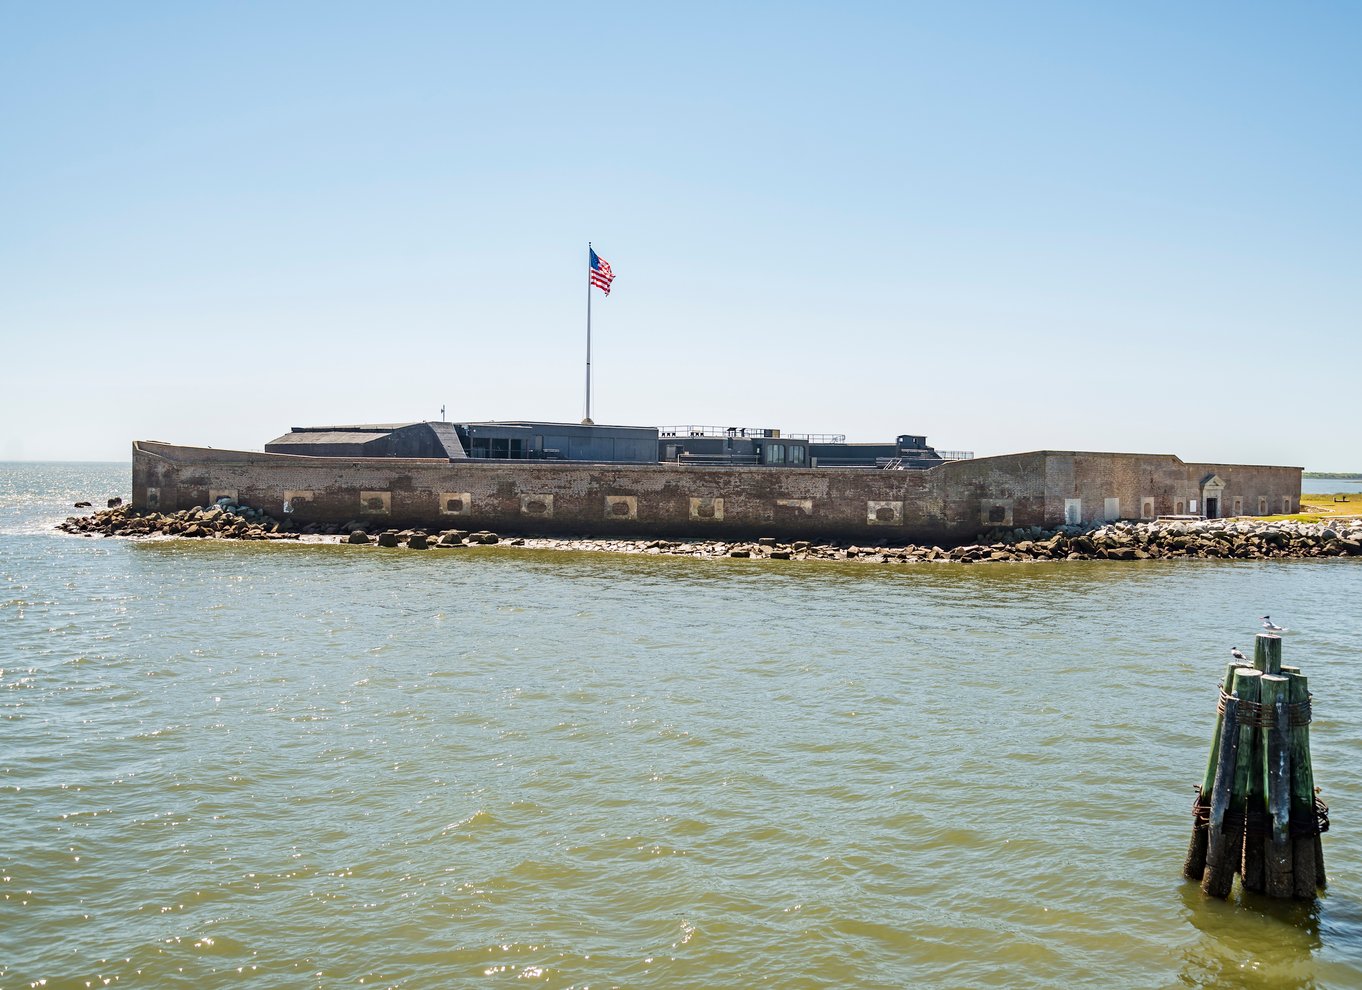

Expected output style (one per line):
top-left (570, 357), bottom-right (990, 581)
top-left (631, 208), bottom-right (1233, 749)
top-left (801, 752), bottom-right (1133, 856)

top-left (584, 242), bottom-right (593, 424)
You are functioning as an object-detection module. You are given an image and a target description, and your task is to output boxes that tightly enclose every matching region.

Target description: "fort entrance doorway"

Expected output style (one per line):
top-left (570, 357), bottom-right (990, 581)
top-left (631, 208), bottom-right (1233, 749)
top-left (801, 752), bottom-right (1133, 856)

top-left (1201, 474), bottom-right (1226, 520)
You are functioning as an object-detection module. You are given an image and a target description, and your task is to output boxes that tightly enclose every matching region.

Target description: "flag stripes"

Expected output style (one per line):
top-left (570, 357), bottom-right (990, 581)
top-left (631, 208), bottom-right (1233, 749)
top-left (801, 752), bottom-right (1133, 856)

top-left (589, 249), bottom-right (614, 295)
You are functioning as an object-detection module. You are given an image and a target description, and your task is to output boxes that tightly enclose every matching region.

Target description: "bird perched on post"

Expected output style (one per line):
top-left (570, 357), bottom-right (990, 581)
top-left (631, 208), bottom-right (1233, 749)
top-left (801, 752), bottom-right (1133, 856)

top-left (1261, 615), bottom-right (1288, 633)
top-left (1231, 647), bottom-right (1248, 662)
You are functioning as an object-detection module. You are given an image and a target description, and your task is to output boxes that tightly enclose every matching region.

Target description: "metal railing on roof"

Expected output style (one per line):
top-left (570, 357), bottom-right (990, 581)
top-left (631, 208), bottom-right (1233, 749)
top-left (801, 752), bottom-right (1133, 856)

top-left (785, 433), bottom-right (847, 443)
top-left (657, 425), bottom-right (781, 438)
top-left (676, 453), bottom-right (761, 465)
top-left (936, 450), bottom-right (974, 460)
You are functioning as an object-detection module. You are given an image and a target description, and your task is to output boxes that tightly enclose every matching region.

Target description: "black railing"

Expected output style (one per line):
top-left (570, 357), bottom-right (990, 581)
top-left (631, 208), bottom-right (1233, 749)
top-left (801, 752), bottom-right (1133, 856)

top-left (676, 453), bottom-right (761, 465)
top-left (658, 425), bottom-right (780, 439)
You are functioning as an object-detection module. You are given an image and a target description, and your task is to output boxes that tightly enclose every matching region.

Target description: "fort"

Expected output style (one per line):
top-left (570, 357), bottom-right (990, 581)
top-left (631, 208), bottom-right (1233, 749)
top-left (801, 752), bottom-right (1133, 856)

top-left (131, 418), bottom-right (1302, 545)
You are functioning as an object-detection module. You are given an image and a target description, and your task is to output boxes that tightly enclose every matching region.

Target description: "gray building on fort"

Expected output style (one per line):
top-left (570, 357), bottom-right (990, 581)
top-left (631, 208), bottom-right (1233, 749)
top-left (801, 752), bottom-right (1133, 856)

top-left (266, 420), bottom-right (967, 470)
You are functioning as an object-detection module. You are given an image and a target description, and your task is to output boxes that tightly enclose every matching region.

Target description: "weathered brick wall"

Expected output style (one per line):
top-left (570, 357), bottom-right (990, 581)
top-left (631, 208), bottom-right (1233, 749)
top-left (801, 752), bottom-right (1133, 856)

top-left (1042, 452), bottom-right (1302, 523)
top-left (131, 442), bottom-right (1302, 544)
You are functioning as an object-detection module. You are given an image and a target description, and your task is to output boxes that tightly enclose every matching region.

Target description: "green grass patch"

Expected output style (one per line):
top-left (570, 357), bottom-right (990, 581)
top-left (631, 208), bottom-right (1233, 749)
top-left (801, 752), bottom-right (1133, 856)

top-left (1270, 494), bottom-right (1362, 525)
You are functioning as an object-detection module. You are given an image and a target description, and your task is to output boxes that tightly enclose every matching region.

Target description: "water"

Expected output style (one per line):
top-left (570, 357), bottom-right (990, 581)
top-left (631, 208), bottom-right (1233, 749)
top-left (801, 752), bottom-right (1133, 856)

top-left (3, 463), bottom-right (1362, 989)
top-left (1303, 478), bottom-right (1362, 496)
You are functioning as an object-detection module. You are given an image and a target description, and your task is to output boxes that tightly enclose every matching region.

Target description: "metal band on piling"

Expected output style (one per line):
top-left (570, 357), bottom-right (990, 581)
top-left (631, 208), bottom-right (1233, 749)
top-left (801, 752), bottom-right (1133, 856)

top-left (1192, 791), bottom-right (1329, 837)
top-left (1218, 689), bottom-right (1312, 728)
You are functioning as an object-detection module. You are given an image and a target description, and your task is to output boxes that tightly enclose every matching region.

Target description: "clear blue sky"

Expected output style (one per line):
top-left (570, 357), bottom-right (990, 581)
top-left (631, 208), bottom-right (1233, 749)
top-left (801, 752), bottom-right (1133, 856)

top-left (2, 2), bottom-right (1358, 468)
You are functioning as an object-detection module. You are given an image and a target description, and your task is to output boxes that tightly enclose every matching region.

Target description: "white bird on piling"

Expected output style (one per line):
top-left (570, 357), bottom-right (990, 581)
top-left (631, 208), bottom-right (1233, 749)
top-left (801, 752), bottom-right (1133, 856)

top-left (1261, 615), bottom-right (1289, 633)
top-left (1231, 647), bottom-right (1248, 662)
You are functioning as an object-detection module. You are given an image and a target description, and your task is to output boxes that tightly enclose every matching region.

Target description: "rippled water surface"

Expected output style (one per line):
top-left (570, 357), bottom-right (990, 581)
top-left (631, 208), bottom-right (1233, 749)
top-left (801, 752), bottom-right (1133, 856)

top-left (3, 463), bottom-right (1362, 988)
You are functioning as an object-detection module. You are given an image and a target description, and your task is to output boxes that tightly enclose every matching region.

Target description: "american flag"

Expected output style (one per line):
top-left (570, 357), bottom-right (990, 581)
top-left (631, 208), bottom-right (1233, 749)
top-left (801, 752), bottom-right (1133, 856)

top-left (589, 248), bottom-right (614, 295)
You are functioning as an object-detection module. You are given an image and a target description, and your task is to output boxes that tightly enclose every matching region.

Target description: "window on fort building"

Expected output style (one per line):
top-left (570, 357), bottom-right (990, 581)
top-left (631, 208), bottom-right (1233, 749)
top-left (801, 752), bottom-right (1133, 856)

top-left (1282, 496), bottom-right (1292, 513)
top-left (766, 444), bottom-right (786, 465)
top-left (790, 445), bottom-right (806, 465)
top-left (470, 438), bottom-right (490, 457)
top-left (1259, 496), bottom-right (1268, 515)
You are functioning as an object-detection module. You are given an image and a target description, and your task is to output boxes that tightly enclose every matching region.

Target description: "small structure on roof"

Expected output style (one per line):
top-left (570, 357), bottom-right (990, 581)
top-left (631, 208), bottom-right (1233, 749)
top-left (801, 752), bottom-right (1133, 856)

top-left (459, 420), bottom-right (658, 463)
top-left (265, 422), bottom-right (467, 459)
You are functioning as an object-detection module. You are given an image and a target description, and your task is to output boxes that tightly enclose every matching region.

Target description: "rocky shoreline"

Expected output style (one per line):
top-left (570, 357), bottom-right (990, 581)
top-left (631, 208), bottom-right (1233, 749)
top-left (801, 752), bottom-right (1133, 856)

top-left (57, 499), bottom-right (1362, 563)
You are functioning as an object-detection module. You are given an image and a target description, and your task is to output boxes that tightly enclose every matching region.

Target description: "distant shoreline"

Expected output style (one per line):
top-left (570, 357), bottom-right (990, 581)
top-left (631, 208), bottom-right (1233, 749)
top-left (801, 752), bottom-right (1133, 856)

top-left (1304, 471), bottom-right (1362, 479)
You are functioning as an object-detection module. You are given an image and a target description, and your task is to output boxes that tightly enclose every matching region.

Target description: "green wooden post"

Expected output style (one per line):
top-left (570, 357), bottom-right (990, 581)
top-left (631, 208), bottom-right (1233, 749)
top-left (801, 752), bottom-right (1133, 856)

top-left (1201, 662), bottom-right (1251, 796)
top-left (1254, 634), bottom-right (1282, 674)
top-left (1286, 671), bottom-right (1324, 896)
top-left (1232, 669), bottom-right (1262, 891)
top-left (1200, 694), bottom-right (1243, 898)
top-left (1242, 666), bottom-right (1268, 894)
top-left (1185, 661), bottom-right (1249, 879)
top-left (1261, 674), bottom-right (1293, 897)
top-left (1203, 669), bottom-right (1262, 898)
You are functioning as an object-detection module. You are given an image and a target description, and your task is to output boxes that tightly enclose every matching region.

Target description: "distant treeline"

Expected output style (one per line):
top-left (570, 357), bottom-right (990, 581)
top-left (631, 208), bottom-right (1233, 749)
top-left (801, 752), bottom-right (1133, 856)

top-left (1304, 472), bottom-right (1362, 479)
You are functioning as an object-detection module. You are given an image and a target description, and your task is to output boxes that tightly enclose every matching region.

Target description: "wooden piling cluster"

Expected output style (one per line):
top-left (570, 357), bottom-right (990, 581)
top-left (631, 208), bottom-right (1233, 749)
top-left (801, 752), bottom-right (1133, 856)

top-left (1183, 634), bottom-right (1328, 899)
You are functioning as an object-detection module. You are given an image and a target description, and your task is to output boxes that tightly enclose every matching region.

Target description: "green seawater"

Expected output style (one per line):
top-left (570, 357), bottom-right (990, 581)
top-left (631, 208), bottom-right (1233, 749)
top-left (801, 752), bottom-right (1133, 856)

top-left (3, 463), bottom-right (1361, 989)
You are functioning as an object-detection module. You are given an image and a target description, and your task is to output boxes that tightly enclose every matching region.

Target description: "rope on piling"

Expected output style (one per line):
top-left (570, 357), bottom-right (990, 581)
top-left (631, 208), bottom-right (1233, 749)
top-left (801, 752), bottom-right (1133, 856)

top-left (1192, 787), bottom-right (1330, 836)
top-left (1218, 688), bottom-right (1313, 727)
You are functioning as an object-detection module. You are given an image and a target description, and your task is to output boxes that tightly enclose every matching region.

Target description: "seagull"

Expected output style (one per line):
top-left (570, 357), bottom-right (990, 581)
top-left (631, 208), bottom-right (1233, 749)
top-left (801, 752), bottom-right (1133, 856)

top-left (1261, 615), bottom-right (1288, 633)
top-left (1231, 647), bottom-right (1248, 662)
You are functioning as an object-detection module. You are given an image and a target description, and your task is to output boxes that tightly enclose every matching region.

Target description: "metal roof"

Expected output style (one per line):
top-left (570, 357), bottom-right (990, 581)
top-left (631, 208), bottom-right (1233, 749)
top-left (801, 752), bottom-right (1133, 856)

top-left (268, 431), bottom-right (391, 445)
top-left (470, 420), bottom-right (656, 431)
top-left (427, 421), bottom-right (468, 458)
top-left (289, 424), bottom-right (412, 433)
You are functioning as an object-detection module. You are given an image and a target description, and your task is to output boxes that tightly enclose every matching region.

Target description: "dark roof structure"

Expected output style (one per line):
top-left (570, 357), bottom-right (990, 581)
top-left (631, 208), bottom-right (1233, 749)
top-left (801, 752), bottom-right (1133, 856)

top-left (267, 431), bottom-right (386, 446)
top-left (265, 422), bottom-right (467, 459)
top-left (261, 417), bottom-right (968, 469)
